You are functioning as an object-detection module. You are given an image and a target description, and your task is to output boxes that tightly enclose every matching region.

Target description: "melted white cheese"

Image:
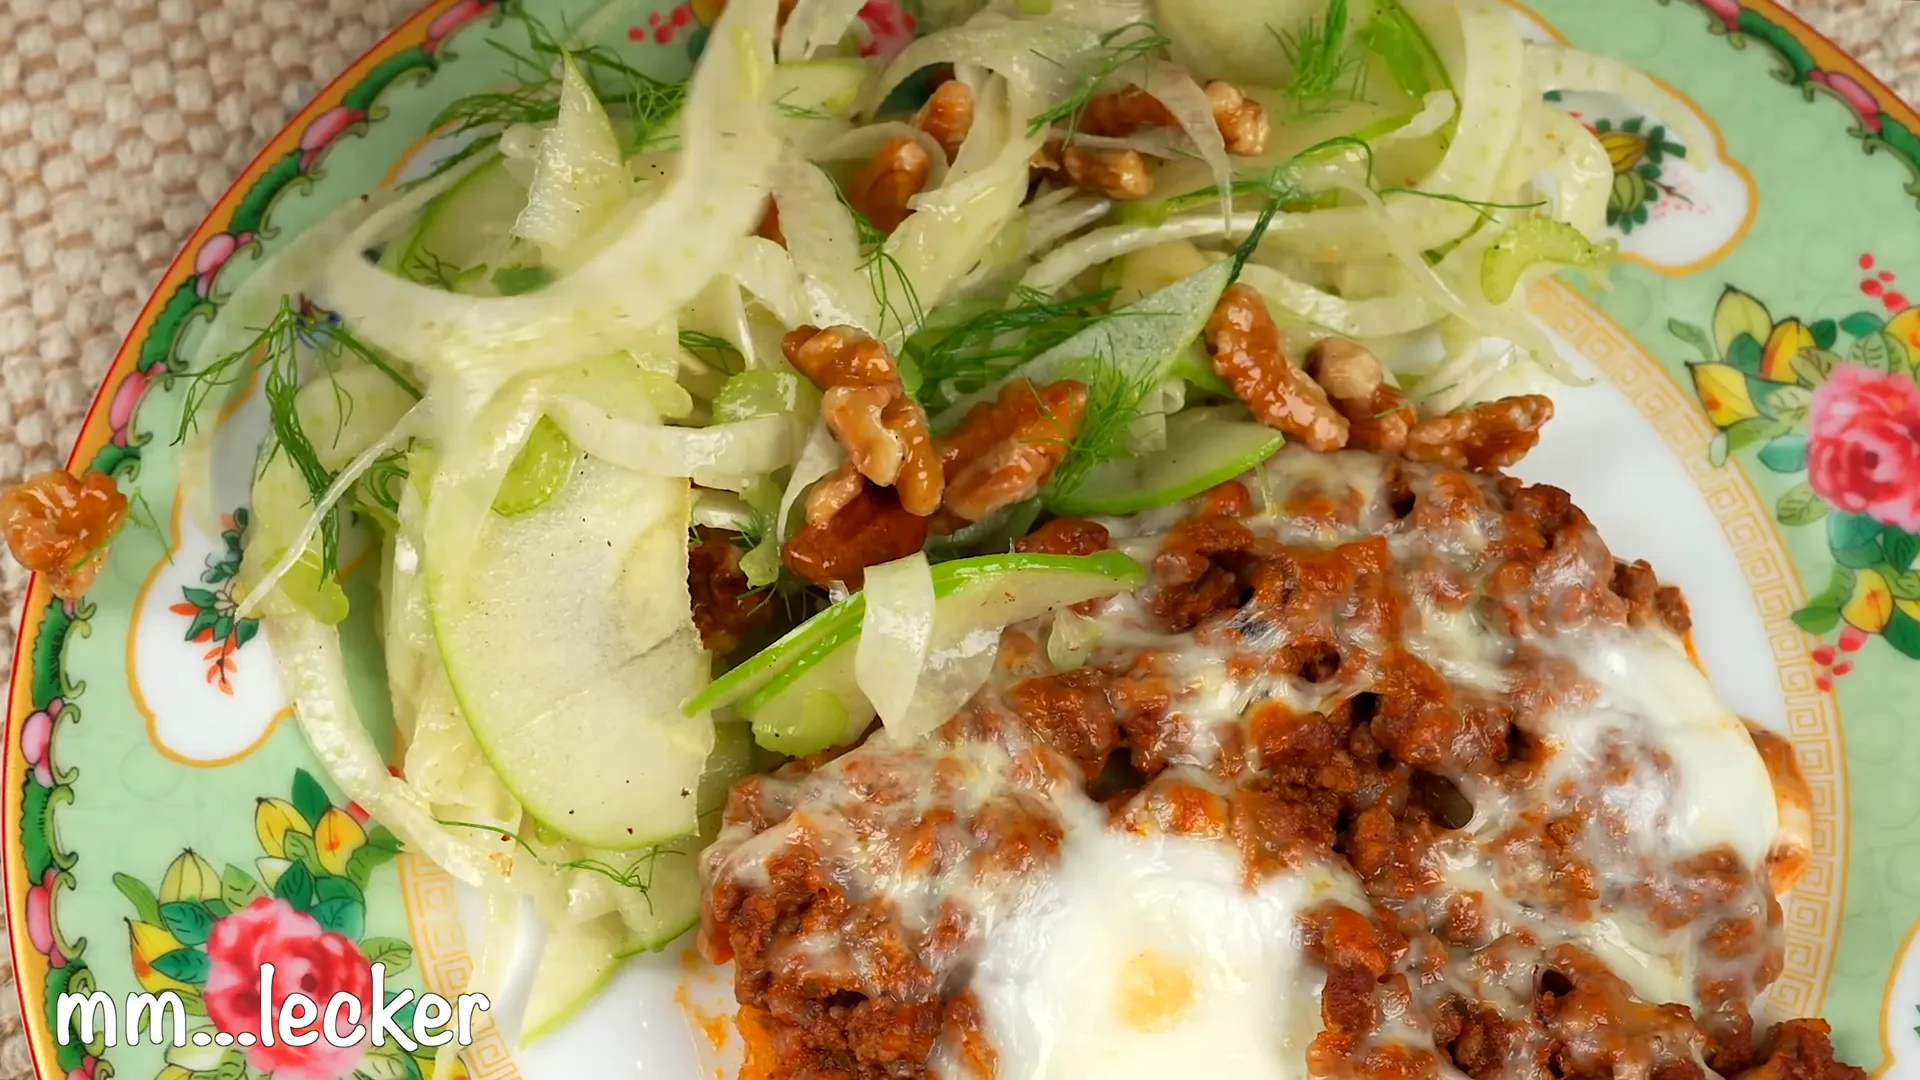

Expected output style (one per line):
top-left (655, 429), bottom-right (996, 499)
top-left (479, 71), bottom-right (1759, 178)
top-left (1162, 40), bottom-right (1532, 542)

top-left (1436, 635), bottom-right (1782, 1009)
top-left (951, 796), bottom-right (1365, 1080)
top-left (1550, 636), bottom-right (1779, 868)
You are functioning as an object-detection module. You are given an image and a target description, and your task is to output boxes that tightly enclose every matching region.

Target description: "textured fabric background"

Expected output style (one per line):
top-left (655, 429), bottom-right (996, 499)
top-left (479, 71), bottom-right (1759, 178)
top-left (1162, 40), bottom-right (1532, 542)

top-left (0, 0), bottom-right (1914, 1074)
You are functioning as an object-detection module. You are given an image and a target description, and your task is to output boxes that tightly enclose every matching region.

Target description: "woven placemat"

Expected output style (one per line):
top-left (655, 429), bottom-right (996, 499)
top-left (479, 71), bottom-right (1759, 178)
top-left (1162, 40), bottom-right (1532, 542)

top-left (0, 0), bottom-right (1915, 1075)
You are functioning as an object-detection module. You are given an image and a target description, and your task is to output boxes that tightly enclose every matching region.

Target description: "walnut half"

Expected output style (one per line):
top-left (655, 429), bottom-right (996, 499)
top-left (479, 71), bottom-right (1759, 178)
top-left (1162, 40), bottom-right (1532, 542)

top-left (1204, 285), bottom-right (1350, 451)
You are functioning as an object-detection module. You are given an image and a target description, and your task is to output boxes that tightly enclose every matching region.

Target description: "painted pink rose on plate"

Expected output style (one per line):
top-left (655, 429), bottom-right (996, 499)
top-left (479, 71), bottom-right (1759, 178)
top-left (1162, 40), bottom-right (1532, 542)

top-left (1696, 0), bottom-right (1740, 29)
top-left (1812, 70), bottom-right (1883, 134)
top-left (21, 698), bottom-right (61, 788)
top-left (26, 869), bottom-right (64, 968)
top-left (1807, 363), bottom-right (1920, 531)
top-left (300, 107), bottom-right (368, 170)
top-left (424, 0), bottom-right (497, 54)
top-left (205, 898), bottom-right (375, 1080)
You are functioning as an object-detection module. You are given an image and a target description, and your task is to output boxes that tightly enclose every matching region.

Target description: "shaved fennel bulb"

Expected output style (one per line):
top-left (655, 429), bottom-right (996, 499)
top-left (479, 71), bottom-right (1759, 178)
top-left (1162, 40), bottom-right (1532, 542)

top-left (1139, 61), bottom-right (1232, 219)
top-left (856, 553), bottom-right (936, 732)
top-left (1528, 106), bottom-right (1611, 237)
top-left (779, 0), bottom-right (869, 60)
top-left (867, 12), bottom-right (1098, 110)
top-left (513, 54), bottom-right (632, 271)
top-left (886, 76), bottom-right (1046, 332)
top-left (730, 236), bottom-right (812, 328)
top-left (318, 0), bottom-right (786, 380)
top-left (777, 419), bottom-right (845, 544)
top-left (547, 399), bottom-right (798, 490)
top-left (1151, 0), bottom-right (1363, 83)
top-left (1034, 0), bottom-right (1154, 33)
top-left (264, 611), bottom-right (509, 886)
top-left (1255, 0), bottom-right (1527, 261)
top-left (1236, 263), bottom-right (1443, 338)
top-left (773, 156), bottom-right (881, 331)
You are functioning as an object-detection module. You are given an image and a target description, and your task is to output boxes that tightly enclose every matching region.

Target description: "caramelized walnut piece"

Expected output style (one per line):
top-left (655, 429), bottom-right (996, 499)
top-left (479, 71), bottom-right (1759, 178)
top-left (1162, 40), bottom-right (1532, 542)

top-left (1079, 85), bottom-right (1180, 137)
top-left (1306, 337), bottom-right (1416, 453)
top-left (804, 461), bottom-right (867, 528)
top-left (782, 482), bottom-right (931, 589)
top-left (1079, 82), bottom-right (1269, 157)
top-left (1, 470), bottom-right (129, 600)
top-left (915, 80), bottom-right (975, 163)
top-left (1204, 81), bottom-right (1269, 156)
top-left (688, 528), bottom-right (772, 656)
top-left (844, 85), bottom-right (971, 233)
top-left (935, 379), bottom-right (1088, 523)
top-left (1403, 395), bottom-right (1555, 471)
top-left (1032, 142), bottom-right (1154, 200)
top-left (846, 136), bottom-right (933, 234)
top-left (1205, 285), bottom-right (1349, 451)
top-left (1059, 144), bottom-right (1153, 200)
top-left (784, 325), bottom-right (943, 517)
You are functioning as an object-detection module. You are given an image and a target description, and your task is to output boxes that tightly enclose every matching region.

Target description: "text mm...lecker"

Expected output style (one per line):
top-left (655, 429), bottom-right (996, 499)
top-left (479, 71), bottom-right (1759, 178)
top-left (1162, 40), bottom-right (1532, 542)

top-left (54, 963), bottom-right (490, 1050)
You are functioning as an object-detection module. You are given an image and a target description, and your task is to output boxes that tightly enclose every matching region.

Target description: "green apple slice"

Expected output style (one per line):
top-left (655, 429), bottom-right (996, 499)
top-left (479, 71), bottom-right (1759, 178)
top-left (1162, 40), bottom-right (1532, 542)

top-left (772, 58), bottom-right (870, 115)
top-left (737, 551), bottom-right (1146, 755)
top-left (681, 598), bottom-right (863, 718)
top-left (521, 913), bottom-right (628, 1047)
top-left (770, 59), bottom-right (870, 152)
top-left (1168, 340), bottom-right (1234, 396)
top-left (428, 453), bottom-right (712, 849)
top-left (396, 153), bottom-right (531, 290)
top-left (491, 417), bottom-right (576, 516)
top-left (513, 721), bottom-right (759, 1024)
top-left (935, 261), bottom-right (1235, 429)
top-left (1046, 407), bottom-right (1284, 516)
top-left (613, 720), bottom-right (759, 956)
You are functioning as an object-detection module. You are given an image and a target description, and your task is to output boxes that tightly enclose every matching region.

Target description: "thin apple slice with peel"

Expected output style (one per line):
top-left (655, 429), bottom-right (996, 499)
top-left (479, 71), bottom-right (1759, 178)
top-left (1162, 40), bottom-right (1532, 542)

top-left (521, 912), bottom-right (629, 1047)
top-left (682, 597), bottom-right (860, 718)
top-left (515, 724), bottom-right (758, 1042)
top-left (736, 551), bottom-right (1146, 755)
top-left (1046, 406), bottom-right (1285, 516)
top-left (428, 452), bottom-right (712, 850)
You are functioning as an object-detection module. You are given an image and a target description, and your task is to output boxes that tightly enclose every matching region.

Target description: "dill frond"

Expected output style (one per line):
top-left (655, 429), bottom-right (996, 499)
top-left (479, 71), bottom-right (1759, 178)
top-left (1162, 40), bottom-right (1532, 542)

top-left (1228, 165), bottom-right (1307, 282)
top-left (127, 490), bottom-right (167, 554)
top-left (1273, 0), bottom-right (1368, 119)
top-left (323, 319), bottom-right (422, 400)
top-left (1379, 187), bottom-right (1550, 220)
top-left (1301, 135), bottom-right (1549, 221)
top-left (174, 300), bottom-right (419, 576)
top-left (909, 287), bottom-right (1116, 406)
top-left (438, 819), bottom-right (680, 908)
top-left (840, 193), bottom-right (924, 341)
top-left (1046, 354), bottom-right (1162, 497)
top-left (774, 91), bottom-right (832, 121)
top-left (428, 8), bottom-right (690, 178)
top-left (402, 249), bottom-right (483, 293)
top-left (352, 447), bottom-right (412, 532)
top-left (259, 330), bottom-right (344, 574)
top-left (1028, 22), bottom-right (1172, 144)
top-left (679, 330), bottom-right (746, 375)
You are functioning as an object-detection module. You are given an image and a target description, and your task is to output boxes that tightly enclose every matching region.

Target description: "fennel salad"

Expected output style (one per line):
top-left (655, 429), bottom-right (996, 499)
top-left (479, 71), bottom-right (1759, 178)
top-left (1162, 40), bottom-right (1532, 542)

top-left (147, 0), bottom-right (1700, 1037)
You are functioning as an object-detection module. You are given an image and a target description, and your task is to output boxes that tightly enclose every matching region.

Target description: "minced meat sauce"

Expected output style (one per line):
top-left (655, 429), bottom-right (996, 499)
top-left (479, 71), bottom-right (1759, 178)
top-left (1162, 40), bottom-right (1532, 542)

top-left (698, 446), bottom-right (1862, 1080)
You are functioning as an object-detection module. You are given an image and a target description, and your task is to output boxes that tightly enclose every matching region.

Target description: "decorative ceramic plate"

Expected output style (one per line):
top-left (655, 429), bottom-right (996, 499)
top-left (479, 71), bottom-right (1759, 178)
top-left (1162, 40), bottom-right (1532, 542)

top-left (7, 0), bottom-right (1920, 1077)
